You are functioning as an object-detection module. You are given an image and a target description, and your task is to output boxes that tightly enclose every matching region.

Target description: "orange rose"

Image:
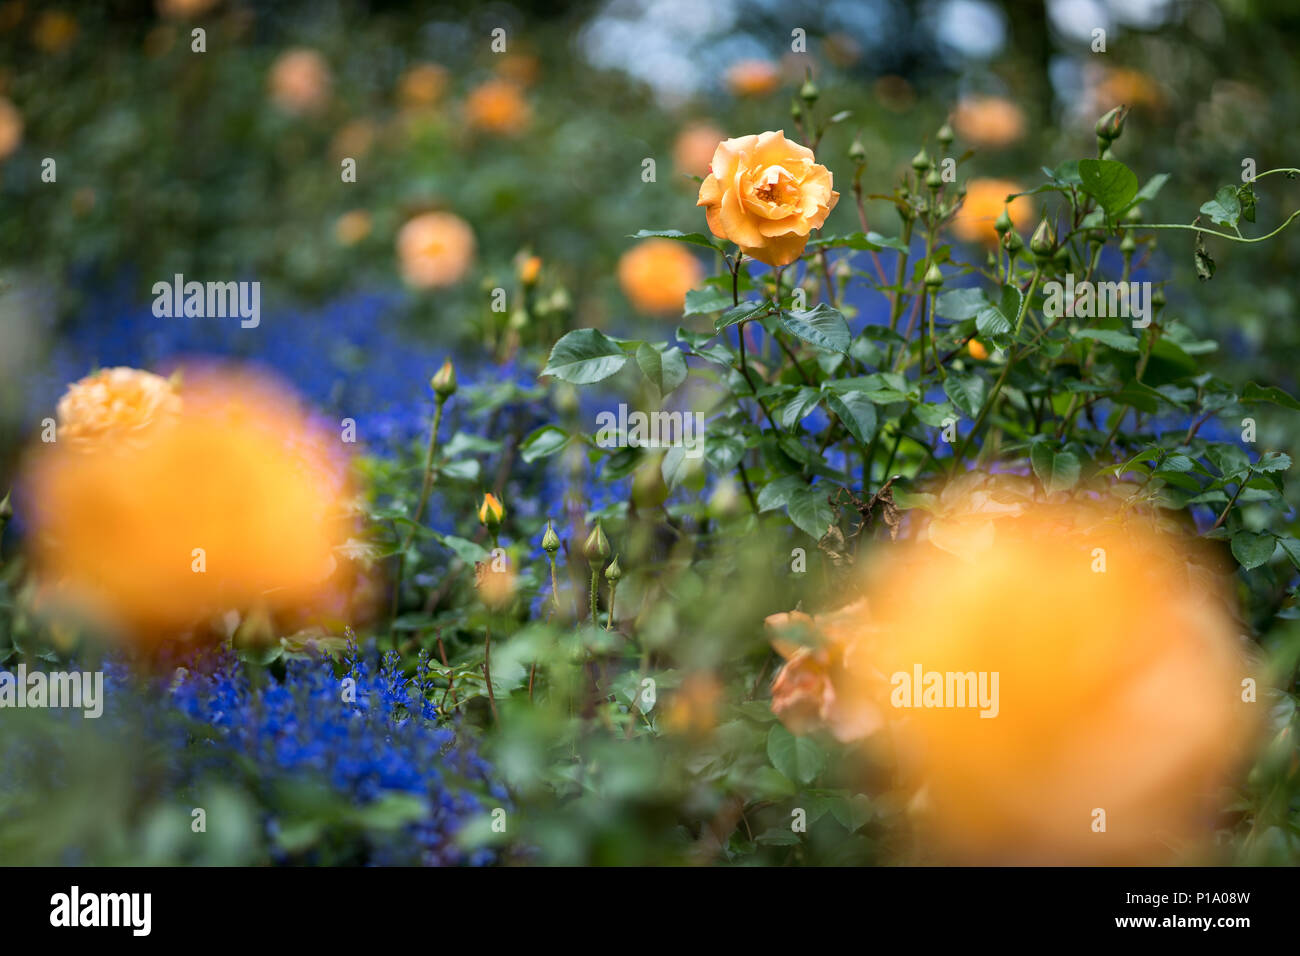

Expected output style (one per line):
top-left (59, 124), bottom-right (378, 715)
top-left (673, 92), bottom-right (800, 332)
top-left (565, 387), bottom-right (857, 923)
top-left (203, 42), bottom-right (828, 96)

top-left (952, 95), bottom-right (1026, 149)
top-left (949, 177), bottom-right (1031, 245)
top-left (697, 130), bottom-right (839, 267)
top-left (398, 62), bottom-right (449, 109)
top-left (852, 493), bottom-right (1257, 863)
top-left (334, 209), bottom-right (372, 246)
top-left (663, 673), bottom-right (724, 735)
top-left (465, 79), bottom-right (530, 135)
top-left (22, 367), bottom-right (354, 641)
top-left (268, 48), bottom-right (331, 115)
top-left (766, 600), bottom-right (880, 742)
top-left (55, 367), bottom-right (181, 446)
top-left (726, 59), bottom-right (781, 97)
top-left (617, 239), bottom-right (703, 314)
top-left (396, 211), bottom-right (475, 288)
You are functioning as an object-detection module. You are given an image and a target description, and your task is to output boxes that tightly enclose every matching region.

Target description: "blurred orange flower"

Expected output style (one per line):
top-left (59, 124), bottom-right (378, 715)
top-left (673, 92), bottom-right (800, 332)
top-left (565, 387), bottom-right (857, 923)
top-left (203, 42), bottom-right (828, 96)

top-left (0, 96), bottom-right (22, 160)
top-left (726, 59), bottom-right (781, 97)
top-left (32, 10), bottom-right (77, 53)
top-left (398, 62), bottom-right (449, 109)
top-left (673, 121), bottom-right (724, 178)
top-left (967, 338), bottom-right (989, 360)
top-left (396, 211), bottom-right (475, 288)
top-left (156, 0), bottom-right (220, 18)
top-left (617, 239), bottom-right (703, 314)
top-left (698, 130), bottom-right (839, 266)
top-left (663, 673), bottom-right (724, 735)
top-left (22, 367), bottom-right (355, 641)
top-left (334, 209), bottom-right (372, 246)
top-left (952, 95), bottom-right (1026, 149)
top-left (464, 79), bottom-right (530, 135)
top-left (268, 48), bottom-right (331, 115)
top-left (950, 177), bottom-right (1031, 245)
top-left (850, 491), bottom-right (1257, 863)
top-left (767, 600), bottom-right (881, 742)
top-left (496, 53), bottom-right (539, 88)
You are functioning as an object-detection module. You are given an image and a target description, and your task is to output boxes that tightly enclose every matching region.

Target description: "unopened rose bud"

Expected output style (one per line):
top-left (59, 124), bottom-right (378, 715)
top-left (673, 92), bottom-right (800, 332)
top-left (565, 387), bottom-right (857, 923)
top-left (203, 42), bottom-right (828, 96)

top-left (1002, 229), bottom-right (1024, 255)
top-left (994, 209), bottom-right (1013, 235)
top-left (1152, 287), bottom-right (1166, 309)
top-left (937, 122), bottom-right (954, 147)
top-left (1120, 232), bottom-right (1137, 254)
top-left (923, 260), bottom-right (944, 288)
top-left (799, 78), bottom-right (819, 103)
top-left (541, 519), bottom-right (560, 554)
top-left (583, 520), bottom-right (610, 565)
top-left (911, 147), bottom-right (931, 173)
top-left (1125, 205), bottom-right (1143, 225)
top-left (849, 138), bottom-right (866, 162)
top-left (924, 167), bottom-right (942, 192)
top-left (430, 359), bottom-right (458, 399)
top-left (1030, 217), bottom-right (1056, 260)
top-left (1095, 105), bottom-right (1129, 143)
top-left (518, 254), bottom-right (541, 286)
top-left (604, 554), bottom-right (622, 583)
top-left (478, 492), bottom-right (505, 531)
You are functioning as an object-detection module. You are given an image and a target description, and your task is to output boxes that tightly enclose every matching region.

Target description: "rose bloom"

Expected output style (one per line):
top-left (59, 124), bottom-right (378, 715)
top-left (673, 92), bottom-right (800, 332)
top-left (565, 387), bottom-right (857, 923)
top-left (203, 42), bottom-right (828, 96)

top-left (268, 48), bottom-right (332, 115)
top-left (398, 62), bottom-right (449, 109)
top-left (697, 130), bottom-right (839, 267)
top-left (0, 97), bottom-right (23, 161)
top-left (766, 600), bottom-right (881, 742)
top-left (949, 178), bottom-right (1031, 245)
top-left (673, 121), bottom-right (725, 178)
top-left (617, 239), bottom-right (703, 314)
top-left (55, 367), bottom-right (181, 446)
top-left (726, 59), bottom-right (781, 97)
top-left (850, 492), bottom-right (1257, 863)
top-left (21, 367), bottom-right (355, 642)
top-left (464, 79), bottom-right (530, 135)
top-left (952, 95), bottom-right (1026, 149)
top-left (1089, 65), bottom-right (1164, 112)
top-left (396, 211), bottom-right (476, 288)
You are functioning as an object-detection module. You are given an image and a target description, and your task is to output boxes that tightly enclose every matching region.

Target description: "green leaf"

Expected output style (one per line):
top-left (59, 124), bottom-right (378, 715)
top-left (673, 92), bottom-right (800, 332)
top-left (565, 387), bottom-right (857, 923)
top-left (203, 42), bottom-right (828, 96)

top-left (766, 723), bottom-right (826, 785)
top-left (825, 391), bottom-right (878, 444)
top-left (1131, 172), bottom-right (1170, 206)
top-left (1030, 443), bottom-right (1081, 494)
top-left (935, 287), bottom-right (987, 320)
top-left (542, 328), bottom-right (628, 384)
top-left (714, 300), bottom-right (768, 332)
top-left (1230, 531), bottom-right (1275, 571)
top-left (520, 425), bottom-right (570, 463)
top-left (1078, 159), bottom-right (1140, 219)
top-left (943, 371), bottom-right (986, 418)
top-left (781, 387), bottom-right (822, 430)
top-left (628, 229), bottom-right (720, 251)
top-left (975, 284), bottom-right (1020, 337)
top-left (635, 342), bottom-right (688, 395)
top-left (433, 533), bottom-right (491, 565)
top-left (1241, 382), bottom-right (1300, 411)
top-left (1199, 185), bottom-right (1242, 228)
top-left (1074, 328), bottom-right (1139, 352)
top-left (787, 485), bottom-right (835, 540)
top-left (809, 231), bottom-right (909, 253)
top-left (1277, 537), bottom-right (1300, 570)
top-left (757, 475), bottom-right (805, 512)
top-left (684, 287), bottom-right (735, 315)
top-left (780, 304), bottom-right (850, 355)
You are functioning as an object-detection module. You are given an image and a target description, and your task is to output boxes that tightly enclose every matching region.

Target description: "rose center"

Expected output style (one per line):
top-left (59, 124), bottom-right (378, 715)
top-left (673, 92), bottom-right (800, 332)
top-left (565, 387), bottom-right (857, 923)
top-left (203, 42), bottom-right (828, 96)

top-left (753, 165), bottom-right (796, 203)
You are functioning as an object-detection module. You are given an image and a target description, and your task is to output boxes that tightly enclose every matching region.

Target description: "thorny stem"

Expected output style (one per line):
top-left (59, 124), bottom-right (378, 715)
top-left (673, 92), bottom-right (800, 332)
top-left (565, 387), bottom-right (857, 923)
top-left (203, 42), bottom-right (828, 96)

top-left (391, 396), bottom-right (447, 620)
